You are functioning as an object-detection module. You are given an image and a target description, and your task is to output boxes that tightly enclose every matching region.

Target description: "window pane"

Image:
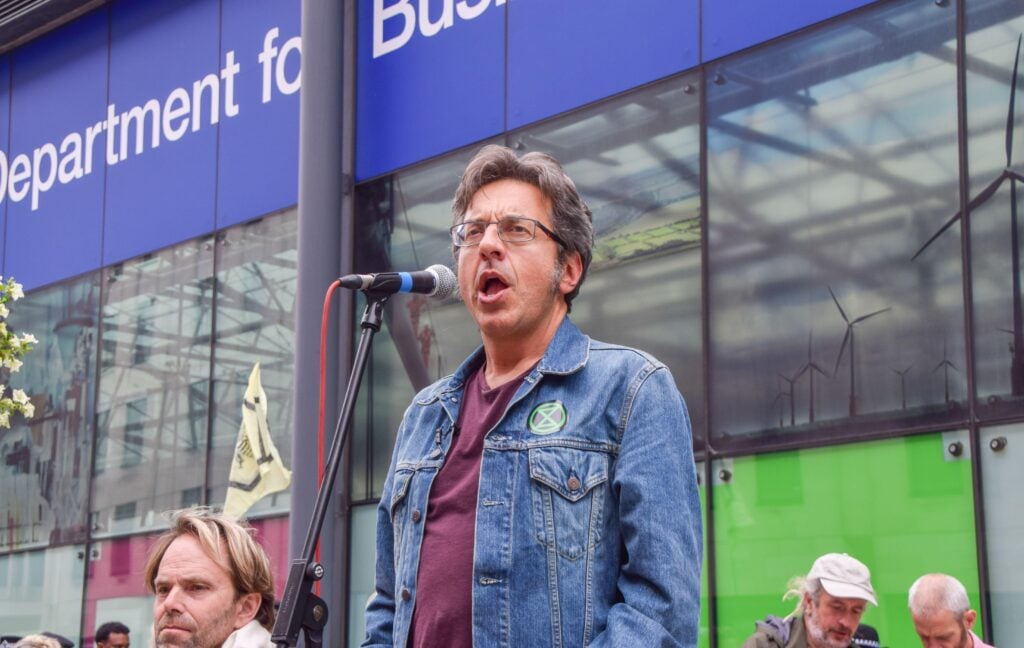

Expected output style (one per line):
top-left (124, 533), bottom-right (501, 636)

top-left (347, 504), bottom-right (377, 647)
top-left (0, 545), bottom-right (86, 641)
top-left (83, 534), bottom-right (158, 648)
top-left (2, 275), bottom-right (99, 550)
top-left (206, 213), bottom-right (298, 516)
top-left (966, 4), bottom-right (1024, 419)
top-left (93, 239), bottom-right (215, 536)
top-left (712, 432), bottom-right (979, 647)
top-left (980, 422), bottom-right (1023, 644)
top-left (514, 72), bottom-right (704, 444)
top-left (707, 0), bottom-right (963, 449)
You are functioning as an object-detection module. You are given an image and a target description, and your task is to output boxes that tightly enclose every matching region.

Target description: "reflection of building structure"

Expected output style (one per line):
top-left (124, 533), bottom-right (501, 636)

top-left (0, 1), bottom-right (1022, 648)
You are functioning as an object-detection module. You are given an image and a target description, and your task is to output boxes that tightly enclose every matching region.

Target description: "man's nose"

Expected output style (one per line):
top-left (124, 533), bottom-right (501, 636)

top-left (162, 586), bottom-right (185, 611)
top-left (476, 222), bottom-right (506, 256)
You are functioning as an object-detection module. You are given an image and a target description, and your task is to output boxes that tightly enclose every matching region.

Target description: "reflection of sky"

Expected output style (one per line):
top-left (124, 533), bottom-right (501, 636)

top-left (707, 0), bottom-right (980, 438)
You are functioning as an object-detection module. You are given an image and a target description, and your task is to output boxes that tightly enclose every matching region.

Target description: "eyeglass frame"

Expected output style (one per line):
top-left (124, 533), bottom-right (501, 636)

top-left (450, 215), bottom-right (569, 249)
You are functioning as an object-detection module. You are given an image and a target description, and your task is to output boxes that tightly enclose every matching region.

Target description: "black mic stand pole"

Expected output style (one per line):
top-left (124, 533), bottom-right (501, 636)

top-left (272, 290), bottom-right (390, 647)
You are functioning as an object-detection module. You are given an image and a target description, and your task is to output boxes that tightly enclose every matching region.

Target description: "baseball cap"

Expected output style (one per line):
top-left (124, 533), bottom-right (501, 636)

top-left (807, 553), bottom-right (877, 605)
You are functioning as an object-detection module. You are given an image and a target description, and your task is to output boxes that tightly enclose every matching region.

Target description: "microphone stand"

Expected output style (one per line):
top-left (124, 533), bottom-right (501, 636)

top-left (272, 290), bottom-right (390, 647)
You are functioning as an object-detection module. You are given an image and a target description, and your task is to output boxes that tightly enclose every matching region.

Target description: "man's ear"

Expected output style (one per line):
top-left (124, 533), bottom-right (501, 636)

top-left (964, 609), bottom-right (977, 630)
top-left (233, 592), bottom-right (262, 629)
top-left (558, 251), bottom-right (583, 297)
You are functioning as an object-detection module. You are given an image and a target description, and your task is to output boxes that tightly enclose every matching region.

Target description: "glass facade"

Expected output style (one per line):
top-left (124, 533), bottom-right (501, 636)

top-left (0, 209), bottom-right (297, 641)
top-left (4, 0), bottom-right (1024, 646)
top-left (349, 0), bottom-right (1024, 646)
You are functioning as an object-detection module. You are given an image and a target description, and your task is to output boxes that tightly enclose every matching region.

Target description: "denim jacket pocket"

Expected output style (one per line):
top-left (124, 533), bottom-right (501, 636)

top-left (529, 445), bottom-right (610, 561)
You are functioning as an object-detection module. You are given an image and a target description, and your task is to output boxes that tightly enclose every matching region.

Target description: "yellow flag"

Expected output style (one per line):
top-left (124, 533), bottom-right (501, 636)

top-left (224, 363), bottom-right (292, 518)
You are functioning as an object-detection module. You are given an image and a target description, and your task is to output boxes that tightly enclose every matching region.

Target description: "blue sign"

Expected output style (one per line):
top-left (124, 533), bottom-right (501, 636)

top-left (104, 0), bottom-right (221, 265)
top-left (0, 0), bottom-right (301, 290)
top-left (6, 10), bottom-right (108, 290)
top-left (507, 0), bottom-right (698, 130)
top-left (356, 0), bottom-right (506, 181)
top-left (218, 0), bottom-right (301, 229)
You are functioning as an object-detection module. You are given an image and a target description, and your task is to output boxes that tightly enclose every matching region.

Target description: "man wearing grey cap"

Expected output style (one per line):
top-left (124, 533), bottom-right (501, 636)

top-left (743, 553), bottom-right (878, 648)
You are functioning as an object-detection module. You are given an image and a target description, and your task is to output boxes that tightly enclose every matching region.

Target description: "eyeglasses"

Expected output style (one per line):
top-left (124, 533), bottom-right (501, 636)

top-left (450, 215), bottom-right (568, 248)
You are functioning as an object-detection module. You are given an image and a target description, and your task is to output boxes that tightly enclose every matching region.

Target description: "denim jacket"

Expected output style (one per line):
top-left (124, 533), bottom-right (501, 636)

top-left (362, 318), bottom-right (703, 648)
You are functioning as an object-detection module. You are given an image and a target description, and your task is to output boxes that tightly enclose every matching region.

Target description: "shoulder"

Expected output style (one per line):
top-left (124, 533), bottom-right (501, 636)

top-left (741, 615), bottom-right (795, 648)
top-left (221, 620), bottom-right (273, 648)
top-left (587, 337), bottom-right (666, 375)
top-left (410, 372), bottom-right (459, 406)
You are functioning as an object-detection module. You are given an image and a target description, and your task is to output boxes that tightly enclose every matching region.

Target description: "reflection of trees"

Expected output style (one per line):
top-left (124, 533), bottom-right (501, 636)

top-left (91, 219), bottom-right (298, 534)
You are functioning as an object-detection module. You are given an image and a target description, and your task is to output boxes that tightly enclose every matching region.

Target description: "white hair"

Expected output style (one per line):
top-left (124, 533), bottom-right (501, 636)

top-left (782, 575), bottom-right (822, 617)
top-left (908, 573), bottom-right (971, 619)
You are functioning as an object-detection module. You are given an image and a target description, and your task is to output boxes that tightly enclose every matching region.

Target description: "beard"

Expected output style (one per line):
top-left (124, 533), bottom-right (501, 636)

top-left (155, 611), bottom-right (237, 648)
top-left (804, 608), bottom-right (853, 648)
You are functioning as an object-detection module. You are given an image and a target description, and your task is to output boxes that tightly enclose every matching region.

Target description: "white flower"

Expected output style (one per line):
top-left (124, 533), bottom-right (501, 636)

top-left (0, 322), bottom-right (7, 336)
top-left (10, 282), bottom-right (23, 300)
top-left (0, 303), bottom-right (8, 319)
top-left (12, 389), bottom-right (28, 405)
top-left (4, 357), bottom-right (22, 372)
top-left (0, 411), bottom-right (10, 428)
top-left (22, 402), bottom-right (34, 418)
top-left (20, 333), bottom-right (37, 345)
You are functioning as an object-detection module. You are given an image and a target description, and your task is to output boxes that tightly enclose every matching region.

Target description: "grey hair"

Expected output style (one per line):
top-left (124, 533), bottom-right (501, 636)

top-left (451, 144), bottom-right (594, 310)
top-left (909, 573), bottom-right (971, 620)
top-left (782, 575), bottom-right (821, 617)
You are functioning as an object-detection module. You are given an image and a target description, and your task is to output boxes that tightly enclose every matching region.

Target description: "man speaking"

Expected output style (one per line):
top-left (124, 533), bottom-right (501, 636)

top-left (362, 145), bottom-right (703, 647)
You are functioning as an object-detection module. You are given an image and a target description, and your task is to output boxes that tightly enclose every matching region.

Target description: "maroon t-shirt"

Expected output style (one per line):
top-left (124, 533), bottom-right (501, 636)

top-left (407, 364), bottom-right (526, 648)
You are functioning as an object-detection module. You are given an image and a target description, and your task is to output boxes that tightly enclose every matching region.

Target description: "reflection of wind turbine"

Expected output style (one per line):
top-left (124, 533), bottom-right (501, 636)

top-left (779, 370), bottom-right (800, 426)
top-left (796, 331), bottom-right (830, 422)
top-left (891, 364), bottom-right (913, 411)
top-left (912, 35), bottom-right (1024, 397)
top-left (933, 342), bottom-right (960, 404)
top-left (829, 286), bottom-right (891, 417)
top-left (772, 379), bottom-right (787, 428)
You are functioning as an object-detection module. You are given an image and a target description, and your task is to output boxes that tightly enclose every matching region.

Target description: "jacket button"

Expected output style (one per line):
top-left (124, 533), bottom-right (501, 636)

top-left (401, 588), bottom-right (411, 601)
top-left (567, 476), bottom-right (581, 491)
top-left (411, 510), bottom-right (422, 522)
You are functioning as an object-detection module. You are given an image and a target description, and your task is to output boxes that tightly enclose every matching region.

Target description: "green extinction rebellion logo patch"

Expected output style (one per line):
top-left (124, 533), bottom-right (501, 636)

top-left (528, 401), bottom-right (567, 435)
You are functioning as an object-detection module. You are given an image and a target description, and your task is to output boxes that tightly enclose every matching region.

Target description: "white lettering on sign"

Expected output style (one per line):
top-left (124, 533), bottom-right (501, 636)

top-left (0, 27), bottom-right (300, 212)
top-left (373, 0), bottom-right (506, 59)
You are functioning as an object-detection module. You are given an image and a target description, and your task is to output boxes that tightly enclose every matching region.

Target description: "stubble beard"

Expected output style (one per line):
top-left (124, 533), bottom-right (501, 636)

top-left (804, 608), bottom-right (851, 648)
top-left (156, 613), bottom-right (237, 648)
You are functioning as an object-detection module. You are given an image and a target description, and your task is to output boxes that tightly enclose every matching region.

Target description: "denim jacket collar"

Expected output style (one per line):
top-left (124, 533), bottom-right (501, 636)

top-left (445, 316), bottom-right (590, 390)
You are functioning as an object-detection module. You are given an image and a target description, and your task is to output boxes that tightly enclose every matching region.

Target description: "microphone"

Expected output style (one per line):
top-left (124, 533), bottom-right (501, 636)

top-left (339, 264), bottom-right (458, 299)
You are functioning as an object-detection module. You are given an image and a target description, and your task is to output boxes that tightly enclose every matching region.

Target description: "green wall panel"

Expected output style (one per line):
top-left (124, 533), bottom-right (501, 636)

top-left (712, 433), bottom-right (980, 647)
top-left (698, 462), bottom-right (709, 648)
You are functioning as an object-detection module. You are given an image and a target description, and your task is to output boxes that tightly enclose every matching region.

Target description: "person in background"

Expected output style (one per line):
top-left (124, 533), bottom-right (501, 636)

top-left (94, 622), bottom-right (129, 648)
top-left (143, 507), bottom-right (276, 648)
top-left (908, 573), bottom-right (995, 648)
top-left (853, 623), bottom-right (884, 648)
top-left (38, 634), bottom-right (71, 648)
top-left (13, 636), bottom-right (60, 648)
top-left (362, 144), bottom-right (703, 647)
top-left (743, 553), bottom-right (878, 648)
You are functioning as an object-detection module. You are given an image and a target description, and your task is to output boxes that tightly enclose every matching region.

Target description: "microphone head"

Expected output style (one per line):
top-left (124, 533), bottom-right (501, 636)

top-left (426, 264), bottom-right (458, 299)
